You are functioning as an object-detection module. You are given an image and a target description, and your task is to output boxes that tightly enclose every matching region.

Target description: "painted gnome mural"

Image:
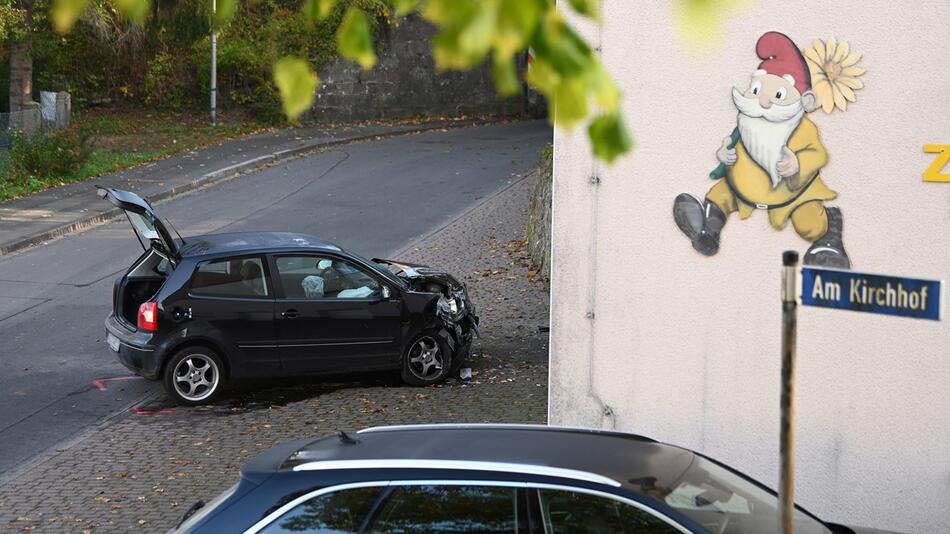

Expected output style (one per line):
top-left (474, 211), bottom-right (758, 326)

top-left (673, 31), bottom-right (851, 268)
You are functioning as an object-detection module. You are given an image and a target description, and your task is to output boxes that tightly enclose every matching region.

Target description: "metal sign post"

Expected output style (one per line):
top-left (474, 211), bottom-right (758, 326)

top-left (210, 0), bottom-right (217, 127)
top-left (779, 250), bottom-right (798, 534)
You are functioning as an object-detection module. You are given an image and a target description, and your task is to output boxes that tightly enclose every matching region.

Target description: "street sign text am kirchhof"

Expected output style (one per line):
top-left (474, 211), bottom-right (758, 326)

top-left (802, 267), bottom-right (942, 321)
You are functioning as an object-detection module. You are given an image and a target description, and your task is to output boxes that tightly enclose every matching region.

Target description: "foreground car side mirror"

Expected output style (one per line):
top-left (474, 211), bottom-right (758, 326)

top-left (381, 286), bottom-right (392, 300)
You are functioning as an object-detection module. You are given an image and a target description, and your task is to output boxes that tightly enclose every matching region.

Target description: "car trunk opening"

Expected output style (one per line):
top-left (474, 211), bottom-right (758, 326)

top-left (97, 186), bottom-right (182, 259)
top-left (115, 249), bottom-right (173, 328)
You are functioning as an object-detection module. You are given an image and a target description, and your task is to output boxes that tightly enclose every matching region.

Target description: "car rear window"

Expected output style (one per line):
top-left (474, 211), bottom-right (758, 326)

top-left (190, 257), bottom-right (270, 298)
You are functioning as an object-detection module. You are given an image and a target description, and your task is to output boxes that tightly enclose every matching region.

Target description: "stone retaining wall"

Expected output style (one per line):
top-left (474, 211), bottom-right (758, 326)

top-left (526, 145), bottom-right (553, 280)
top-left (305, 15), bottom-right (530, 122)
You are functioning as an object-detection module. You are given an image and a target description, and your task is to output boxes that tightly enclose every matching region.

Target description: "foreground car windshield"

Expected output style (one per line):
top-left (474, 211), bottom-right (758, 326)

top-left (649, 455), bottom-right (831, 534)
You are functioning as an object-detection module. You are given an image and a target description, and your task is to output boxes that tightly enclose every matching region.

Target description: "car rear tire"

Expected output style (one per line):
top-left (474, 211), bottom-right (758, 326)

top-left (163, 347), bottom-right (225, 406)
top-left (401, 331), bottom-right (452, 386)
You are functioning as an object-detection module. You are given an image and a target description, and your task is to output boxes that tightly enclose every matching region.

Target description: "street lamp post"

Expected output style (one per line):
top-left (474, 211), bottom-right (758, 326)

top-left (210, 0), bottom-right (217, 127)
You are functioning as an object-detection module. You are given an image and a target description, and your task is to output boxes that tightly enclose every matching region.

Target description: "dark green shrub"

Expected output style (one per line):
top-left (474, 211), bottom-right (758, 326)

top-left (9, 128), bottom-right (92, 181)
top-left (144, 50), bottom-right (193, 109)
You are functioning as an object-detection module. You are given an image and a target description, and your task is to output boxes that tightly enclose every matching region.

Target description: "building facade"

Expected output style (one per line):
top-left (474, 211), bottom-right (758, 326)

top-left (548, 1), bottom-right (949, 532)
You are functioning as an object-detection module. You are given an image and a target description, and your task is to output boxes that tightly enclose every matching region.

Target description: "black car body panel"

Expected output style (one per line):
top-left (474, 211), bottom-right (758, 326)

top-left (101, 188), bottom-right (479, 401)
top-left (170, 425), bottom-right (904, 534)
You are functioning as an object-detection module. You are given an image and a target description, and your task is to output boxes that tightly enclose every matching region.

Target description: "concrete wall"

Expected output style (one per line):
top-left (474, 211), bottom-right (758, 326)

top-left (305, 15), bottom-right (524, 122)
top-left (548, 2), bottom-right (949, 532)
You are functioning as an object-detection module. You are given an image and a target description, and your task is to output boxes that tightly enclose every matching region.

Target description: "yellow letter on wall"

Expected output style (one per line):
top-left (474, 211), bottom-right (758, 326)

top-left (923, 144), bottom-right (950, 183)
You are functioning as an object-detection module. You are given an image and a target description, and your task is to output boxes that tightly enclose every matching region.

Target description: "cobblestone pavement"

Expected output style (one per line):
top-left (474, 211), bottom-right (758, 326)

top-left (0, 175), bottom-right (550, 533)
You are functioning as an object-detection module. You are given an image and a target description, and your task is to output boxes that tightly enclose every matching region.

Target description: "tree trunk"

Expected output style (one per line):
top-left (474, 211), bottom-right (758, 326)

top-left (8, 0), bottom-right (34, 112)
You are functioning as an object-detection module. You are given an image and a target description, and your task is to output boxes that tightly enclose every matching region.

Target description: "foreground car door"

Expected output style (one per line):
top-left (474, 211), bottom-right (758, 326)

top-left (271, 254), bottom-right (402, 374)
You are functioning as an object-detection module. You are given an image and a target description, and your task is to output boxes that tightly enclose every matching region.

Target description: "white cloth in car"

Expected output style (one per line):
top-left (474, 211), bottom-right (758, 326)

top-left (337, 286), bottom-right (374, 299)
top-left (302, 275), bottom-right (325, 297)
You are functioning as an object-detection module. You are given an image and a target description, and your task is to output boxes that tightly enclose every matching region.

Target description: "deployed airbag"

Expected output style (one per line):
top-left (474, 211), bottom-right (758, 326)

top-left (337, 286), bottom-right (374, 299)
top-left (302, 275), bottom-right (325, 297)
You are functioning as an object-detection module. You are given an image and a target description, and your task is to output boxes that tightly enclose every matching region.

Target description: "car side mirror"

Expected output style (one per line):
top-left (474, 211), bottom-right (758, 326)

top-left (381, 286), bottom-right (392, 300)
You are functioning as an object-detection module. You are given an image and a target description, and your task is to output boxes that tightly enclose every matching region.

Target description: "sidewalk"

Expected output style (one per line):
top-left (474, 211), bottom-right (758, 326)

top-left (0, 173), bottom-right (549, 533)
top-left (0, 117), bottom-right (500, 256)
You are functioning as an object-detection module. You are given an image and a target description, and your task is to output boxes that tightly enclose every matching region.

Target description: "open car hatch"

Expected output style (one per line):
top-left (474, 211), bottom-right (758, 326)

top-left (97, 186), bottom-right (181, 258)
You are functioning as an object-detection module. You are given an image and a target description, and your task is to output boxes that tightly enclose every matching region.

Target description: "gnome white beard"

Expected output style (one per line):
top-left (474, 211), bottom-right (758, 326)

top-left (732, 87), bottom-right (804, 188)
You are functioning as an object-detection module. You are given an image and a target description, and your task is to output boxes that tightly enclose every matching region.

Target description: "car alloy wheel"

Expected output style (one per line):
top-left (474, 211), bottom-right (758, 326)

top-left (407, 336), bottom-right (444, 381)
top-left (172, 353), bottom-right (220, 402)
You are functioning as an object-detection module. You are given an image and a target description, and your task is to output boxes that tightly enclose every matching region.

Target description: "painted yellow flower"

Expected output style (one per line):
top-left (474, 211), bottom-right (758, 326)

top-left (803, 37), bottom-right (866, 113)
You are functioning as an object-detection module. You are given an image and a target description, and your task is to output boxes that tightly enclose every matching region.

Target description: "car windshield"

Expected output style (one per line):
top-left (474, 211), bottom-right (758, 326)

top-left (344, 251), bottom-right (410, 290)
top-left (641, 455), bottom-right (832, 534)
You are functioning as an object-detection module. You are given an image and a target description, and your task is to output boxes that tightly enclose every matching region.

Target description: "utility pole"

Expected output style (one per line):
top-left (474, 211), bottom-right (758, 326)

top-left (210, 0), bottom-right (217, 127)
top-left (779, 250), bottom-right (799, 534)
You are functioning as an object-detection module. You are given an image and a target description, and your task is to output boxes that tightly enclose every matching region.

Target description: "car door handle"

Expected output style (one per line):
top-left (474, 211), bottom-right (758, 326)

top-left (281, 309), bottom-right (300, 319)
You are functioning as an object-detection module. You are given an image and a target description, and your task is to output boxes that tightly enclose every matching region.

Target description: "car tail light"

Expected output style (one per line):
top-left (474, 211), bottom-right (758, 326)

top-left (138, 302), bottom-right (158, 332)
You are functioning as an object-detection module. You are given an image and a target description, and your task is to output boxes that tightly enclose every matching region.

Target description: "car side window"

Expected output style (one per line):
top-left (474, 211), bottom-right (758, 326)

top-left (257, 486), bottom-right (385, 534)
top-left (370, 485), bottom-right (523, 534)
top-left (537, 489), bottom-right (681, 534)
top-left (276, 255), bottom-right (381, 299)
top-left (190, 257), bottom-right (269, 298)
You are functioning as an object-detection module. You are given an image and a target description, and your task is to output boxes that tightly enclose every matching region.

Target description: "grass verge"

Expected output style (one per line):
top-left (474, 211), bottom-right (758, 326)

top-left (0, 108), bottom-right (267, 202)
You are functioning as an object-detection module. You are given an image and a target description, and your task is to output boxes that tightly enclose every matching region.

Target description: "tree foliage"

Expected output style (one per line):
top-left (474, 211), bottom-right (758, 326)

top-left (49, 0), bottom-right (633, 162)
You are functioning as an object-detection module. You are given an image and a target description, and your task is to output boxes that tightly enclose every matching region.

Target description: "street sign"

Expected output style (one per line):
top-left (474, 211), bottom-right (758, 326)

top-left (801, 267), bottom-right (943, 321)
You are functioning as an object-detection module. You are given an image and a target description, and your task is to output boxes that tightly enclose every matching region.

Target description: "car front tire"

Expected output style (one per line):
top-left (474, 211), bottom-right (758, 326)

top-left (401, 331), bottom-right (452, 386)
top-left (163, 347), bottom-right (225, 406)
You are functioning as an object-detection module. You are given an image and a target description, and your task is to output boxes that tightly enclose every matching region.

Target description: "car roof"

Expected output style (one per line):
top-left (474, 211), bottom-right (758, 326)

top-left (177, 232), bottom-right (342, 258)
top-left (244, 424), bottom-right (696, 495)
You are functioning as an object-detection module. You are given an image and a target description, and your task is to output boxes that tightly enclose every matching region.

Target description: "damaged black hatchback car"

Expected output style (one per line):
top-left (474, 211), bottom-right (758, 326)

top-left (99, 187), bottom-right (478, 405)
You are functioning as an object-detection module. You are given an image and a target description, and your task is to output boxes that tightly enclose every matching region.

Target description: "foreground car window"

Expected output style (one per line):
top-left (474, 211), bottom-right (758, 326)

top-left (191, 257), bottom-right (270, 297)
top-left (538, 489), bottom-right (681, 533)
top-left (276, 256), bottom-right (381, 299)
top-left (371, 485), bottom-right (521, 533)
top-left (258, 486), bottom-right (384, 534)
top-left (651, 456), bottom-right (832, 534)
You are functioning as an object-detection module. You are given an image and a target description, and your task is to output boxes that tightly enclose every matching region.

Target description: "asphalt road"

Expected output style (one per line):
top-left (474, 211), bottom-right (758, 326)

top-left (0, 120), bottom-right (551, 478)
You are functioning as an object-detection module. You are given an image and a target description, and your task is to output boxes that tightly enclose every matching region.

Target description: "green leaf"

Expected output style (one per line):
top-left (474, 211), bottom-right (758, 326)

top-left (337, 7), bottom-right (377, 70)
top-left (568, 0), bottom-right (600, 20)
top-left (273, 57), bottom-right (318, 121)
top-left (390, 0), bottom-right (420, 17)
top-left (422, 0), bottom-right (475, 27)
top-left (553, 77), bottom-right (587, 128)
top-left (493, 0), bottom-right (543, 56)
top-left (303, 0), bottom-right (336, 23)
top-left (491, 52), bottom-right (520, 97)
top-left (50, 0), bottom-right (89, 34)
top-left (424, 0), bottom-right (496, 70)
top-left (586, 62), bottom-right (620, 114)
top-left (531, 9), bottom-right (592, 78)
top-left (112, 0), bottom-right (151, 25)
top-left (525, 56), bottom-right (560, 97)
top-left (588, 113), bottom-right (632, 163)
top-left (212, 0), bottom-right (237, 30)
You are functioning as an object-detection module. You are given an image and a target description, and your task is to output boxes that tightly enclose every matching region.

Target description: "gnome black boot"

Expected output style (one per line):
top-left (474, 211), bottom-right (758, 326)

top-left (804, 206), bottom-right (851, 269)
top-left (673, 193), bottom-right (727, 256)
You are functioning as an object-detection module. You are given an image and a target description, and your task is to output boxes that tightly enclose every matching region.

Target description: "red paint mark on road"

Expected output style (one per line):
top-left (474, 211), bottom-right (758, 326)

top-left (134, 406), bottom-right (175, 416)
top-left (91, 375), bottom-right (142, 391)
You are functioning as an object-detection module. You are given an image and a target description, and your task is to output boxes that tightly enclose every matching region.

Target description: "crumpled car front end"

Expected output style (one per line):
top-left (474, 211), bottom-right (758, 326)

top-left (374, 259), bottom-right (479, 369)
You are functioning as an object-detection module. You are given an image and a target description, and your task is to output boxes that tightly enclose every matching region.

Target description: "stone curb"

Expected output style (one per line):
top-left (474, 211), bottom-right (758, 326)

top-left (0, 118), bottom-right (500, 257)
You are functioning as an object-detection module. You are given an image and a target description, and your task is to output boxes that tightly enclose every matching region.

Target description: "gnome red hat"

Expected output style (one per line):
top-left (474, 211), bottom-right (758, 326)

top-left (756, 31), bottom-right (811, 95)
